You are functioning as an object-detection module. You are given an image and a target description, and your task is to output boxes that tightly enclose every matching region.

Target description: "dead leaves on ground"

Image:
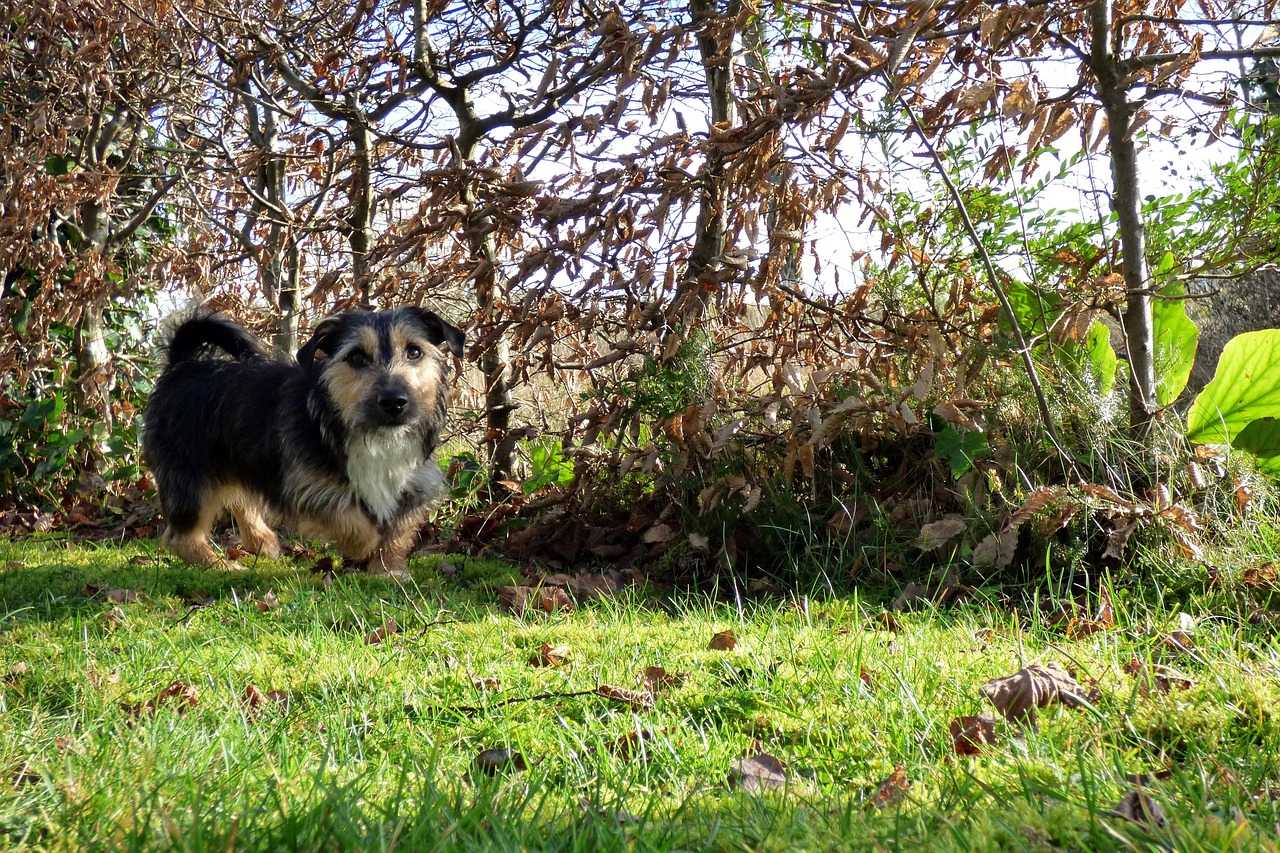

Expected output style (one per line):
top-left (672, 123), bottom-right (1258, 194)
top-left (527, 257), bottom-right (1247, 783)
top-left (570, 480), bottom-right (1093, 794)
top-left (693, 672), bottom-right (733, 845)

top-left (121, 680), bottom-right (199, 717)
top-left (728, 752), bottom-right (787, 792)
top-left (981, 662), bottom-right (1091, 727)
top-left (708, 629), bottom-right (737, 651)
top-left (495, 570), bottom-right (626, 616)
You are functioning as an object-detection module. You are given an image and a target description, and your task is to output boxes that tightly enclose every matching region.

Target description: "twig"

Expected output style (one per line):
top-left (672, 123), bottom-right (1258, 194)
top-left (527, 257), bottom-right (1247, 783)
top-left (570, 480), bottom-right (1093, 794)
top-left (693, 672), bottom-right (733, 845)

top-left (410, 689), bottom-right (598, 718)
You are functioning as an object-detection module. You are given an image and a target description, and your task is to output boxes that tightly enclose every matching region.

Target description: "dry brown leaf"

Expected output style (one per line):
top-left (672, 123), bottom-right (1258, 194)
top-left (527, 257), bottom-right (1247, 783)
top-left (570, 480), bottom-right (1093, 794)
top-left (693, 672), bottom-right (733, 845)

top-left (566, 573), bottom-right (622, 601)
top-left (709, 629), bottom-right (737, 651)
top-left (876, 612), bottom-right (901, 632)
top-left (595, 684), bottom-right (654, 711)
top-left (971, 527), bottom-right (1017, 570)
top-left (1123, 658), bottom-right (1192, 696)
top-left (83, 584), bottom-right (146, 604)
top-left (859, 666), bottom-right (876, 689)
top-left (980, 662), bottom-right (1087, 726)
top-left (728, 753), bottom-right (787, 792)
top-left (914, 517), bottom-right (966, 551)
top-left (1243, 562), bottom-right (1278, 588)
top-left (1101, 517), bottom-right (1139, 569)
top-left (472, 677), bottom-right (502, 693)
top-left (473, 747), bottom-right (528, 776)
top-left (242, 685), bottom-right (289, 715)
top-left (539, 586), bottom-right (576, 613)
top-left (950, 713), bottom-right (997, 755)
top-left (496, 585), bottom-right (535, 615)
top-left (365, 619), bottom-right (398, 645)
top-left (529, 643), bottom-right (571, 667)
top-left (1109, 789), bottom-right (1168, 827)
top-left (123, 680), bottom-right (200, 717)
top-left (3, 662), bottom-right (28, 685)
top-left (607, 728), bottom-right (660, 757)
top-left (643, 666), bottom-right (687, 693)
top-left (255, 590), bottom-right (280, 612)
top-left (869, 763), bottom-right (910, 809)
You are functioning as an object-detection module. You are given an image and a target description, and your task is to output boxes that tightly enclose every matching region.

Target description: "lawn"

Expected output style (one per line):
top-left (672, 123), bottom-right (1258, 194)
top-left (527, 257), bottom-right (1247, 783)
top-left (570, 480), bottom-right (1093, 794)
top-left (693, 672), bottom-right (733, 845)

top-left (1, 537), bottom-right (1278, 851)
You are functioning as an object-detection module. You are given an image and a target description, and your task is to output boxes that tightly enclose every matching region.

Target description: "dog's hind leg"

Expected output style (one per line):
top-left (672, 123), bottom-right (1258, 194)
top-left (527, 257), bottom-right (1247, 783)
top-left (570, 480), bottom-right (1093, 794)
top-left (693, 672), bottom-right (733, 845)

top-left (161, 486), bottom-right (235, 568)
top-left (226, 490), bottom-right (282, 559)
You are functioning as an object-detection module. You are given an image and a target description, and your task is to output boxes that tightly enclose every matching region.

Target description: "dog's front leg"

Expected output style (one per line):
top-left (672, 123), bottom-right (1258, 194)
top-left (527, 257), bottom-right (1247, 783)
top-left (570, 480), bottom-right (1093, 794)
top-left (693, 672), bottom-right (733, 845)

top-left (363, 515), bottom-right (421, 580)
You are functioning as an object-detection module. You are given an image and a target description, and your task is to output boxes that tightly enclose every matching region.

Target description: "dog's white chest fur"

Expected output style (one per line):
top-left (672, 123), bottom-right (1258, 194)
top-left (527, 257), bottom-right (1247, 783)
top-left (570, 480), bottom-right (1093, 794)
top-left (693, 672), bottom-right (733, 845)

top-left (345, 429), bottom-right (424, 524)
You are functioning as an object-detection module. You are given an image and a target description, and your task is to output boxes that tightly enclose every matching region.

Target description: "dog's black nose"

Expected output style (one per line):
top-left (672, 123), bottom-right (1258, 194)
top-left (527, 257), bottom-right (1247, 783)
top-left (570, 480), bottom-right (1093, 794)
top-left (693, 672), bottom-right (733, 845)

top-left (378, 391), bottom-right (409, 416)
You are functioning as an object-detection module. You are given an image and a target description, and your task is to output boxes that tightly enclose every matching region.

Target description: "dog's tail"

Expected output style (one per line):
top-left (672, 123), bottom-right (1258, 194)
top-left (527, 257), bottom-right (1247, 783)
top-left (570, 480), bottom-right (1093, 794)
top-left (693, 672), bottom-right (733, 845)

top-left (163, 312), bottom-right (270, 366)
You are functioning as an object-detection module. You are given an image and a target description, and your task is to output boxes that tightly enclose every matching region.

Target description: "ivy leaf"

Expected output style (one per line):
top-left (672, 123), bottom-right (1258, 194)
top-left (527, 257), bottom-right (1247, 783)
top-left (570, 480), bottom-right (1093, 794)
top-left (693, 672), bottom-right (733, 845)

top-left (935, 425), bottom-right (990, 477)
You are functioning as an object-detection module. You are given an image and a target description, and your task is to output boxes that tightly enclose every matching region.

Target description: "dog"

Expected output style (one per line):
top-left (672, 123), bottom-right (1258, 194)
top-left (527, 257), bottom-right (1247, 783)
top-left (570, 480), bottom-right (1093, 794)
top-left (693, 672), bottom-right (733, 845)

top-left (142, 307), bottom-right (464, 577)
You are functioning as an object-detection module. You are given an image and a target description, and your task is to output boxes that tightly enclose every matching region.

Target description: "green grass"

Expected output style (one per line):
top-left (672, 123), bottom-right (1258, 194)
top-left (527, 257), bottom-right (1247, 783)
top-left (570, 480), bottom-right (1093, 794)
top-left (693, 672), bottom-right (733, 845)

top-left (1, 538), bottom-right (1279, 851)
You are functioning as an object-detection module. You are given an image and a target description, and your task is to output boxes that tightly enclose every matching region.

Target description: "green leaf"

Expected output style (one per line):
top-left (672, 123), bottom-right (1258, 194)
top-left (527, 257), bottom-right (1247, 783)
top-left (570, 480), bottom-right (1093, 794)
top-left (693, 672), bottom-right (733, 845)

top-left (44, 154), bottom-right (74, 176)
top-left (1153, 281), bottom-right (1198, 407)
top-left (1083, 321), bottom-right (1118, 396)
top-left (1234, 418), bottom-right (1280, 475)
top-left (1001, 280), bottom-right (1061, 341)
top-left (1187, 330), bottom-right (1280, 471)
top-left (935, 425), bottom-right (990, 478)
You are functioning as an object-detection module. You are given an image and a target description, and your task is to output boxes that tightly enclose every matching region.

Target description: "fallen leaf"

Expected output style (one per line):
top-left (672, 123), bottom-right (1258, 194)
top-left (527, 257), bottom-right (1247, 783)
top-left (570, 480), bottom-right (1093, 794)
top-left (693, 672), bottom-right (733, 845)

top-left (225, 547), bottom-right (245, 561)
top-left (566, 573), bottom-right (622, 601)
top-left (876, 612), bottom-right (901, 632)
top-left (859, 666), bottom-right (876, 689)
top-left (529, 643), bottom-right (571, 667)
top-left (643, 523), bottom-right (675, 545)
top-left (891, 570), bottom-right (971, 612)
top-left (3, 662), bottom-right (28, 685)
top-left (365, 619), bottom-right (398, 645)
top-left (1161, 630), bottom-right (1194, 658)
top-left (607, 728), bottom-right (663, 757)
top-left (971, 527), bottom-right (1017, 569)
top-left (242, 685), bottom-right (290, 715)
top-left (1123, 658), bottom-right (1192, 696)
top-left (1109, 789), bottom-right (1168, 827)
top-left (1243, 562), bottom-right (1278, 588)
top-left (539, 586), bottom-right (575, 613)
top-left (472, 677), bottom-right (501, 693)
top-left (53, 736), bottom-right (78, 755)
top-left (914, 517), bottom-right (966, 551)
top-left (728, 753), bottom-right (787, 792)
top-left (1100, 517), bottom-right (1139, 569)
top-left (255, 590), bottom-right (281, 612)
top-left (709, 629), bottom-right (737, 651)
top-left (595, 684), bottom-right (654, 711)
top-left (102, 607), bottom-right (126, 631)
top-left (950, 713), bottom-right (998, 755)
top-left (869, 763), bottom-right (910, 809)
top-left (643, 666), bottom-right (687, 693)
top-left (123, 680), bottom-right (200, 717)
top-left (980, 662), bottom-right (1087, 726)
top-left (496, 585), bottom-right (535, 615)
top-left (83, 584), bottom-right (146, 604)
top-left (473, 747), bottom-right (528, 776)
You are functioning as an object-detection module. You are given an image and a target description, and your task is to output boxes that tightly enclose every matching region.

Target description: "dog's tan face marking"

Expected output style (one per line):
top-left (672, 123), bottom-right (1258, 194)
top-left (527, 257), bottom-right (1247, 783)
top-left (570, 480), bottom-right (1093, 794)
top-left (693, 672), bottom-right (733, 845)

top-left (317, 319), bottom-right (445, 431)
top-left (388, 322), bottom-right (444, 416)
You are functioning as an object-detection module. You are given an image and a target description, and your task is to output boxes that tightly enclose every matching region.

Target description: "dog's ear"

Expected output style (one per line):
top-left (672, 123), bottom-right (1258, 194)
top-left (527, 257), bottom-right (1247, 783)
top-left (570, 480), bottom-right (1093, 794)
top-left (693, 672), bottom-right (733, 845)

top-left (296, 316), bottom-right (345, 370)
top-left (405, 308), bottom-right (465, 358)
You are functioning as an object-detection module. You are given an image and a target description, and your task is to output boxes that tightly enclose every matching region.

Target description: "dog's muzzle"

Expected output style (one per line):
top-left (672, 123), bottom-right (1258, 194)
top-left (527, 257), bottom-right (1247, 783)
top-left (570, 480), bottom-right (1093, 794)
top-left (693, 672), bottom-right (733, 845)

top-left (370, 382), bottom-right (414, 426)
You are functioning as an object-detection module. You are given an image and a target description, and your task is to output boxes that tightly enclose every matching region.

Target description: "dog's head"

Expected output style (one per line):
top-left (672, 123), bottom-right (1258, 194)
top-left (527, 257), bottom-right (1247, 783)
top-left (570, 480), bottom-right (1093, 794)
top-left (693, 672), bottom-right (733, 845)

top-left (297, 307), bottom-right (465, 432)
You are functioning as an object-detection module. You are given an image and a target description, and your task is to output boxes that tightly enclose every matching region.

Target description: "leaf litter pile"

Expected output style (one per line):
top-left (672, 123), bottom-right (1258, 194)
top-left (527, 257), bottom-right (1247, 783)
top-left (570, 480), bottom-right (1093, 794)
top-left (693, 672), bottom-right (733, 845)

top-left (1, 543), bottom-right (1280, 849)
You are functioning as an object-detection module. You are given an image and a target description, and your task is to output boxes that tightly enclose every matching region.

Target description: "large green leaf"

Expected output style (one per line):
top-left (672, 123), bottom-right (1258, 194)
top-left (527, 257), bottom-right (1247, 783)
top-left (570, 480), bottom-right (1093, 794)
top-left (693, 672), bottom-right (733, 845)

top-left (1084, 320), bottom-right (1117, 396)
top-left (1187, 331), bottom-right (1280, 467)
top-left (1153, 281), bottom-right (1198, 407)
top-left (1234, 418), bottom-right (1280, 475)
top-left (1002, 280), bottom-right (1061, 340)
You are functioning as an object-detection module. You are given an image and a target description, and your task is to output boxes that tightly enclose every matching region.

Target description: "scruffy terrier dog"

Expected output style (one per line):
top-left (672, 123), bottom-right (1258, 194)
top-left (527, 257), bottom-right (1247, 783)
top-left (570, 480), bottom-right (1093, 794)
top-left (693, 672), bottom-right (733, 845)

top-left (142, 307), bottom-right (464, 578)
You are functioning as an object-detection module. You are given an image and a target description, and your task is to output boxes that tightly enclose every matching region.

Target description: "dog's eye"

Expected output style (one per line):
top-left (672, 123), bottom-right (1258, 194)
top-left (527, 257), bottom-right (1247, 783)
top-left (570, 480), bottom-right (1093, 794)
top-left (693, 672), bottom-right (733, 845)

top-left (346, 350), bottom-right (369, 368)
top-left (406, 344), bottom-right (423, 361)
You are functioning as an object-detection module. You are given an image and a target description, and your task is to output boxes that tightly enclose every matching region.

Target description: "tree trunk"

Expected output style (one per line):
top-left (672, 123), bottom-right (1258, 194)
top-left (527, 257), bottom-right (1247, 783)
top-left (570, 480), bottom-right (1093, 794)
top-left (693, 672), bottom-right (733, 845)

top-left (349, 120), bottom-right (375, 307)
top-left (457, 131), bottom-right (516, 481)
top-left (663, 0), bottom-right (741, 358)
top-left (72, 199), bottom-right (114, 478)
top-left (1091, 0), bottom-right (1155, 430)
